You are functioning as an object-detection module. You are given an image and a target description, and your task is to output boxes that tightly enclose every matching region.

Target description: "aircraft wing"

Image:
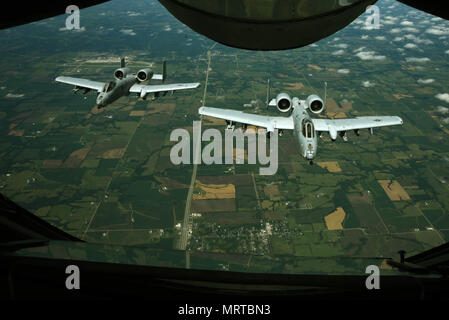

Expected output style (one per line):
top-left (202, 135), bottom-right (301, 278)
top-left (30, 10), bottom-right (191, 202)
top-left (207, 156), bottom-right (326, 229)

top-left (129, 82), bottom-right (200, 98)
top-left (55, 76), bottom-right (105, 92)
top-left (312, 116), bottom-right (403, 132)
top-left (199, 106), bottom-right (294, 132)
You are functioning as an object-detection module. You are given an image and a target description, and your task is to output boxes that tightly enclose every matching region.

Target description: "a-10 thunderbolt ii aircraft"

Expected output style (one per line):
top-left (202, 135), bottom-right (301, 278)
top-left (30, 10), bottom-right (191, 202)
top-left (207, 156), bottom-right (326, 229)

top-left (199, 81), bottom-right (403, 164)
top-left (55, 58), bottom-right (200, 108)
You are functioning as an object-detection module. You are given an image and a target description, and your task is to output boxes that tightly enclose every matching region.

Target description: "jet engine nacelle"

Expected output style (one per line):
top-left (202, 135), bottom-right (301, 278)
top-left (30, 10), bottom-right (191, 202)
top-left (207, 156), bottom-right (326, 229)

top-left (276, 93), bottom-right (292, 113)
top-left (114, 67), bottom-right (130, 80)
top-left (306, 94), bottom-right (325, 114)
top-left (137, 68), bottom-right (154, 82)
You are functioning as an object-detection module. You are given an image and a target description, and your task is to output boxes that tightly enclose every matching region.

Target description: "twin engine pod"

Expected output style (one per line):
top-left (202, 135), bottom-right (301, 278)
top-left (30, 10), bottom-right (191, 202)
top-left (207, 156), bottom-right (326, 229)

top-left (114, 67), bottom-right (130, 80)
top-left (275, 93), bottom-right (325, 115)
top-left (305, 94), bottom-right (325, 114)
top-left (114, 67), bottom-right (154, 82)
top-left (136, 68), bottom-right (154, 82)
top-left (275, 93), bottom-right (292, 113)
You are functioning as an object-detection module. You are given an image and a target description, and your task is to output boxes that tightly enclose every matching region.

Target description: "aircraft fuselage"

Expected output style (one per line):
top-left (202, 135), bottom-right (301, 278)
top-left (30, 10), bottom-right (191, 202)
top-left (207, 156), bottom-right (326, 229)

top-left (291, 99), bottom-right (318, 163)
top-left (96, 75), bottom-right (138, 108)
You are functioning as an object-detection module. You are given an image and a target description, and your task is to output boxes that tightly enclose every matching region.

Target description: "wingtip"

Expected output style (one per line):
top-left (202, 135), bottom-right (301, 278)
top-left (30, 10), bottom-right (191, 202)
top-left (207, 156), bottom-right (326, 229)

top-left (55, 76), bottom-right (67, 82)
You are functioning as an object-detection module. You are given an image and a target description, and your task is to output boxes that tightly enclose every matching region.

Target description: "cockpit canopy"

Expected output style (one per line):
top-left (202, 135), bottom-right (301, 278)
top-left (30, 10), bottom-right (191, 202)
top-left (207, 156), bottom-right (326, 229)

top-left (302, 120), bottom-right (315, 139)
top-left (102, 81), bottom-right (116, 93)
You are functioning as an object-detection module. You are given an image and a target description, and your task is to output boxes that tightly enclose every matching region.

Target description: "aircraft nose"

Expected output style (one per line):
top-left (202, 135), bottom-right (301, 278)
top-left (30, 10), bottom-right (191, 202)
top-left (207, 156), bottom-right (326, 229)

top-left (96, 96), bottom-right (104, 106)
top-left (306, 144), bottom-right (314, 160)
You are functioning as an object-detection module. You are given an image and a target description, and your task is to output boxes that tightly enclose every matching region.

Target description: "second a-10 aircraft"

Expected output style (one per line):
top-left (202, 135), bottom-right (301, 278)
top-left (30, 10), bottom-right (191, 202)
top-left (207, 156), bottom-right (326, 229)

top-left (55, 58), bottom-right (200, 108)
top-left (199, 81), bottom-right (403, 164)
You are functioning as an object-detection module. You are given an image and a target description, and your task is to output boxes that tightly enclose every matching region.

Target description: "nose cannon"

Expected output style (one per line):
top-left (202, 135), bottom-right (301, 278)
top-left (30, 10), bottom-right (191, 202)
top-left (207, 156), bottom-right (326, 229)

top-left (96, 94), bottom-right (105, 108)
top-left (306, 143), bottom-right (315, 164)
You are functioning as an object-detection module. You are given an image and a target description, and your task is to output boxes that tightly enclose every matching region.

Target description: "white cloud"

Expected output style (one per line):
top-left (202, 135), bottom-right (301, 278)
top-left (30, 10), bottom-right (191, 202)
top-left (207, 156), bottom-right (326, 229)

top-left (405, 57), bottom-right (430, 63)
top-left (390, 28), bottom-right (402, 34)
top-left (393, 36), bottom-right (404, 42)
top-left (337, 69), bottom-right (350, 74)
top-left (413, 37), bottom-right (433, 45)
top-left (436, 106), bottom-right (449, 114)
top-left (404, 43), bottom-right (417, 49)
top-left (402, 27), bottom-right (419, 33)
top-left (400, 20), bottom-right (414, 26)
top-left (436, 93), bottom-right (449, 103)
top-left (332, 50), bottom-right (345, 55)
top-left (426, 28), bottom-right (449, 36)
top-left (5, 93), bottom-right (24, 98)
top-left (402, 34), bottom-right (433, 44)
top-left (417, 79), bottom-right (434, 84)
top-left (385, 16), bottom-right (398, 21)
top-left (355, 51), bottom-right (386, 61)
top-left (333, 43), bottom-right (348, 49)
top-left (375, 36), bottom-right (387, 41)
top-left (361, 81), bottom-right (375, 88)
top-left (127, 11), bottom-right (142, 16)
top-left (120, 29), bottom-right (136, 36)
top-left (163, 25), bottom-right (172, 32)
top-left (361, 35), bottom-right (369, 40)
